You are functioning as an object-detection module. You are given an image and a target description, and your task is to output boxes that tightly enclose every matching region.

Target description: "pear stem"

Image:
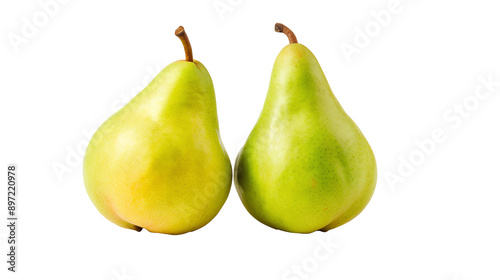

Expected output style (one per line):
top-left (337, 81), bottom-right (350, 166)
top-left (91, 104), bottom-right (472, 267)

top-left (275, 23), bottom-right (298, 44)
top-left (175, 26), bottom-right (193, 62)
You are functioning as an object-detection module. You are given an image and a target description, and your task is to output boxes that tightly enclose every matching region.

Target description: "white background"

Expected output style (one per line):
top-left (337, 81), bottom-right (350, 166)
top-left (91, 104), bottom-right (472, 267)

top-left (1, 0), bottom-right (500, 279)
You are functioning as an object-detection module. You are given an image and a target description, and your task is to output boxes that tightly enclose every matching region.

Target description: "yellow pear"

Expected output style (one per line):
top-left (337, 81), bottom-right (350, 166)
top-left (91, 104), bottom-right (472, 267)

top-left (83, 27), bottom-right (231, 235)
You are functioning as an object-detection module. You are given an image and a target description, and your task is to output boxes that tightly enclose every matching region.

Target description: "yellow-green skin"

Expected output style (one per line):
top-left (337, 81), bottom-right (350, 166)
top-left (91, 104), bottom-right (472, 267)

top-left (83, 60), bottom-right (232, 235)
top-left (234, 44), bottom-right (377, 233)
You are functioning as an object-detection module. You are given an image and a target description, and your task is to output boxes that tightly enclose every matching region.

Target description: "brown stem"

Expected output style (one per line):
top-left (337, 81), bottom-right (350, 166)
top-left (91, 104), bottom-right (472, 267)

top-left (275, 23), bottom-right (298, 44)
top-left (175, 26), bottom-right (193, 62)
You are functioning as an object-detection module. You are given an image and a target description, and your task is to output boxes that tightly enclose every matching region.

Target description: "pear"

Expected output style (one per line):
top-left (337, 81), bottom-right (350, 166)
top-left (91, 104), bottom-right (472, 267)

top-left (234, 23), bottom-right (377, 233)
top-left (83, 27), bottom-right (231, 235)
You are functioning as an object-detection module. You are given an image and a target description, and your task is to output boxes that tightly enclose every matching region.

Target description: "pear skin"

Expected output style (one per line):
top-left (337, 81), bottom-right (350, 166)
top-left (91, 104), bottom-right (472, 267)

top-left (83, 27), bottom-right (231, 235)
top-left (234, 24), bottom-right (376, 233)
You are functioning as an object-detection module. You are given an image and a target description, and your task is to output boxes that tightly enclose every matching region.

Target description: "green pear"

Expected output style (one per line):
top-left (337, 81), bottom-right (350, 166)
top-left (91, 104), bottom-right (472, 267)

top-left (234, 23), bottom-right (377, 233)
top-left (83, 27), bottom-right (231, 235)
